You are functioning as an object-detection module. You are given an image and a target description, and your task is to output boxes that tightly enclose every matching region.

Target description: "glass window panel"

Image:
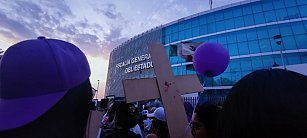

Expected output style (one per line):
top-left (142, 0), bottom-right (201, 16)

top-left (238, 42), bottom-right (249, 55)
top-left (233, 7), bottom-right (242, 17)
top-left (177, 66), bottom-right (183, 75)
top-left (264, 10), bottom-right (277, 22)
top-left (267, 25), bottom-right (280, 38)
top-left (227, 34), bottom-right (237, 43)
top-left (204, 77), bottom-right (213, 87)
top-left (178, 23), bottom-right (184, 31)
top-left (275, 8), bottom-right (288, 21)
top-left (295, 34), bottom-right (307, 49)
top-left (218, 35), bottom-right (227, 44)
top-left (291, 22), bottom-right (306, 35)
top-left (282, 36), bottom-right (297, 50)
top-left (299, 5), bottom-right (307, 17)
top-left (208, 36), bottom-right (218, 42)
top-left (273, 54), bottom-right (287, 66)
top-left (165, 46), bottom-right (170, 56)
top-left (199, 16), bottom-right (207, 25)
top-left (207, 14), bottom-right (215, 23)
top-left (234, 17), bottom-right (245, 28)
top-left (246, 30), bottom-right (258, 41)
top-left (262, 55), bottom-right (275, 69)
top-left (251, 56), bottom-right (263, 70)
top-left (296, 0), bottom-right (307, 5)
top-left (224, 63), bottom-right (231, 73)
top-left (244, 15), bottom-right (255, 26)
top-left (220, 72), bottom-right (232, 85)
top-left (248, 40), bottom-right (261, 54)
top-left (304, 21), bottom-right (307, 31)
top-left (207, 23), bottom-right (216, 33)
top-left (242, 5), bottom-right (253, 15)
top-left (215, 12), bottom-right (224, 21)
top-left (273, 0), bottom-right (285, 9)
top-left (172, 24), bottom-right (179, 33)
top-left (262, 1), bottom-right (274, 11)
top-left (230, 59), bottom-right (241, 71)
top-left (184, 29), bottom-right (192, 38)
top-left (240, 58), bottom-right (252, 71)
top-left (165, 27), bottom-right (172, 35)
top-left (254, 12), bottom-right (266, 24)
top-left (224, 9), bottom-right (233, 19)
top-left (231, 71), bottom-right (242, 84)
top-left (286, 7), bottom-right (300, 19)
top-left (237, 31), bottom-right (247, 42)
top-left (185, 20), bottom-right (192, 29)
top-left (259, 39), bottom-right (272, 52)
top-left (279, 23), bottom-right (293, 36)
top-left (225, 19), bottom-right (235, 30)
top-left (192, 27), bottom-right (199, 37)
top-left (179, 31), bottom-right (184, 40)
top-left (300, 52), bottom-right (307, 63)
top-left (252, 3), bottom-right (263, 13)
top-left (192, 19), bottom-right (199, 27)
top-left (228, 43), bottom-right (239, 56)
top-left (216, 21), bottom-right (225, 31)
top-left (187, 69), bottom-right (196, 75)
top-left (270, 38), bottom-right (280, 51)
top-left (170, 56), bottom-right (178, 64)
top-left (199, 25), bottom-right (208, 35)
top-left (257, 28), bottom-right (269, 39)
top-left (213, 76), bottom-right (221, 86)
top-left (171, 32), bottom-right (179, 42)
top-left (165, 35), bottom-right (170, 44)
top-left (284, 0), bottom-right (296, 7)
top-left (286, 53), bottom-right (301, 65)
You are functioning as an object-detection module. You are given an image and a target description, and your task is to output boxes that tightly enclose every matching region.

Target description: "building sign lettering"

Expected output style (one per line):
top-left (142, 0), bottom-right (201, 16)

top-left (116, 54), bottom-right (153, 74)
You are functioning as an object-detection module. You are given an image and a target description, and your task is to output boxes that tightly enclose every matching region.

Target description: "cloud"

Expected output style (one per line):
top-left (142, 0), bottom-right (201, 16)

top-left (0, 0), bottom-right (113, 59)
top-left (94, 3), bottom-right (119, 20)
top-left (0, 12), bottom-right (36, 41)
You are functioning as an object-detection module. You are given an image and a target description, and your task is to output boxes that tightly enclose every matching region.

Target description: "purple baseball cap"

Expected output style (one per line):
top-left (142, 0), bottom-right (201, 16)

top-left (0, 37), bottom-right (91, 131)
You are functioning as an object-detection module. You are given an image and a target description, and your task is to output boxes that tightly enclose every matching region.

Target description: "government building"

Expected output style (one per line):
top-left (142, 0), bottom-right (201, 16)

top-left (105, 0), bottom-right (307, 104)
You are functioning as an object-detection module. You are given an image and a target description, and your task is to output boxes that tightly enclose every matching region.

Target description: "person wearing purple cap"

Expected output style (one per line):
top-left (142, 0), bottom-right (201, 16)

top-left (0, 37), bottom-right (93, 138)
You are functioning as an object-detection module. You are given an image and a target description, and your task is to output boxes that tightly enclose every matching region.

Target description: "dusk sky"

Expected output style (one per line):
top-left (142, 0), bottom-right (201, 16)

top-left (0, 0), bottom-right (244, 99)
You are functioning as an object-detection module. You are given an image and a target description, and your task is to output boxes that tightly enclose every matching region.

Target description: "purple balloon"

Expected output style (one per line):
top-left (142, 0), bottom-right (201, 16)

top-left (193, 42), bottom-right (230, 77)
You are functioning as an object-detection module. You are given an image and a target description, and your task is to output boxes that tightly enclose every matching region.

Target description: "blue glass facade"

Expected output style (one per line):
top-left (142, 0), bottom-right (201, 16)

top-left (161, 0), bottom-right (307, 103)
top-left (106, 0), bottom-right (307, 103)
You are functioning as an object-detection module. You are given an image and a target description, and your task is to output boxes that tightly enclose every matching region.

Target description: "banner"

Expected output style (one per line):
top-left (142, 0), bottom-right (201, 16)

top-left (177, 42), bottom-right (202, 62)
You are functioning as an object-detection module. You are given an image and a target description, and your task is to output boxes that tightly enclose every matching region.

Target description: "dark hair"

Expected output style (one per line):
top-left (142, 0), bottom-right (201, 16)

top-left (220, 69), bottom-right (307, 138)
top-left (194, 103), bottom-right (221, 130)
top-left (152, 119), bottom-right (169, 138)
top-left (114, 102), bottom-right (137, 129)
top-left (0, 79), bottom-right (93, 138)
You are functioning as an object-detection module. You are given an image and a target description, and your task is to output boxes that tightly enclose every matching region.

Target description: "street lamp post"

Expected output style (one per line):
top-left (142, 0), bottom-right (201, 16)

top-left (273, 34), bottom-right (287, 70)
top-left (96, 80), bottom-right (100, 99)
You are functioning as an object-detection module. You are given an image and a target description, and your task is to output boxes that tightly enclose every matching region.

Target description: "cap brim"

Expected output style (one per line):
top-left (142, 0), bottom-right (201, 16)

top-left (0, 91), bottom-right (66, 131)
top-left (147, 113), bottom-right (154, 118)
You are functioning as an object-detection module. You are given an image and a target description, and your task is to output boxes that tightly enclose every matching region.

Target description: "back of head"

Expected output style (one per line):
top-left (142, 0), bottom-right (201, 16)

top-left (194, 103), bottom-right (220, 130)
top-left (0, 37), bottom-right (92, 137)
top-left (221, 69), bottom-right (307, 138)
top-left (114, 102), bottom-right (137, 129)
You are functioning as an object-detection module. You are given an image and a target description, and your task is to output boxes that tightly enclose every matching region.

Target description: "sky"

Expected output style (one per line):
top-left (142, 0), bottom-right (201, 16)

top-left (0, 0), bottom-right (244, 99)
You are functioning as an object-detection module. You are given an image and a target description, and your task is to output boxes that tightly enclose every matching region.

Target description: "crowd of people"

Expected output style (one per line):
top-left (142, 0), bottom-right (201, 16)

top-left (97, 69), bottom-right (307, 138)
top-left (0, 37), bottom-right (307, 138)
